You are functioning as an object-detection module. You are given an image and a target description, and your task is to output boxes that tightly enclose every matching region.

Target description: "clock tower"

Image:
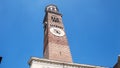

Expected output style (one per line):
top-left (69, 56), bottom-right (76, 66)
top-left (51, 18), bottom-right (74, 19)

top-left (43, 4), bottom-right (72, 63)
top-left (29, 4), bottom-right (105, 68)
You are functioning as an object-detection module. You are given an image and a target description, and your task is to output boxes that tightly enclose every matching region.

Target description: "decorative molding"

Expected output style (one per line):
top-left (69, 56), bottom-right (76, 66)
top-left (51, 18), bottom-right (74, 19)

top-left (29, 57), bottom-right (106, 68)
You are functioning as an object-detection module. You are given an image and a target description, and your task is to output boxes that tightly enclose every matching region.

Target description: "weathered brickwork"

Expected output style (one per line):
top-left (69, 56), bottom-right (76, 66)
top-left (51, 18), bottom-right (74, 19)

top-left (48, 42), bottom-right (72, 62)
top-left (43, 5), bottom-right (72, 63)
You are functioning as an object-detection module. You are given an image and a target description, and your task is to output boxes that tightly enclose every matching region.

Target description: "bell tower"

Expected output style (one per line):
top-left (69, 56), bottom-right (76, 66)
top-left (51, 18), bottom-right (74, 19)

top-left (43, 4), bottom-right (72, 63)
top-left (29, 4), bottom-right (105, 68)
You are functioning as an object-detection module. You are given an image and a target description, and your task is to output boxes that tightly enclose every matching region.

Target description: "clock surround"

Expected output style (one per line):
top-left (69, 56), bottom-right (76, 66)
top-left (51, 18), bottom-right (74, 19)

top-left (50, 27), bottom-right (65, 37)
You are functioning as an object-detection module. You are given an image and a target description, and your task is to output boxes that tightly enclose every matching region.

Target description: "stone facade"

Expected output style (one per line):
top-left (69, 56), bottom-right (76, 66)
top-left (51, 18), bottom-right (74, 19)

top-left (29, 57), bottom-right (106, 68)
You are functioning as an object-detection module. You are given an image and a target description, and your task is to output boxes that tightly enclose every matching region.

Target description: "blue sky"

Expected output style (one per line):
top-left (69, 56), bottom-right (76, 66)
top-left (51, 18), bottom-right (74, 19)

top-left (0, 0), bottom-right (120, 68)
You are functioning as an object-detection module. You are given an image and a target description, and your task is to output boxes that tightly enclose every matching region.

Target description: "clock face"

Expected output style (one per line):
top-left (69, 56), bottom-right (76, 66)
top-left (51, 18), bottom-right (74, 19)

top-left (50, 27), bottom-right (65, 36)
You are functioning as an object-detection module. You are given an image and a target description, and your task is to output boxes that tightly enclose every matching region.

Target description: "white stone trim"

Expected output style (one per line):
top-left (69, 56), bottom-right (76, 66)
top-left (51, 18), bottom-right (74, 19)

top-left (29, 57), bottom-right (107, 68)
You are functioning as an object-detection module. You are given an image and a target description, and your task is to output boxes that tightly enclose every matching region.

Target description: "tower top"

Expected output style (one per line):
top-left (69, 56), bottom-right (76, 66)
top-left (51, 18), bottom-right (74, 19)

top-left (45, 4), bottom-right (59, 13)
